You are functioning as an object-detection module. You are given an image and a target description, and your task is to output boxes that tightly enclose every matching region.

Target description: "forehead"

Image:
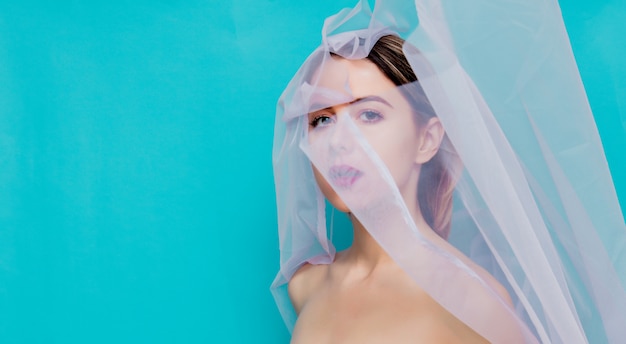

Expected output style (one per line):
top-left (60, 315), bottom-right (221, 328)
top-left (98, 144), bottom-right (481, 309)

top-left (313, 56), bottom-right (397, 99)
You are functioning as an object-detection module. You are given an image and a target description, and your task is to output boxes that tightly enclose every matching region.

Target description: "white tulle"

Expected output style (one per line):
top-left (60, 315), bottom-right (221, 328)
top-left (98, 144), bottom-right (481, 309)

top-left (271, 1), bottom-right (626, 342)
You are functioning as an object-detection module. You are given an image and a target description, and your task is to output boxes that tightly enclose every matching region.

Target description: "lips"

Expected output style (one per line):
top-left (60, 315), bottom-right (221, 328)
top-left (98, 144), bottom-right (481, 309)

top-left (328, 165), bottom-right (363, 189)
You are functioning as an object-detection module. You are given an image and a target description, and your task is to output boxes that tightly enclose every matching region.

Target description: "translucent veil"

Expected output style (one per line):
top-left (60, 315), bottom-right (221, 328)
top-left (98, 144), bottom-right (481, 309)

top-left (271, 0), bottom-right (626, 343)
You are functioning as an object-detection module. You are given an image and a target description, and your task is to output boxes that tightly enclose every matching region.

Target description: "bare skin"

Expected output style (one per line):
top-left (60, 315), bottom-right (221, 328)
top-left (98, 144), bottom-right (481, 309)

top-left (288, 217), bottom-right (506, 343)
top-left (288, 57), bottom-right (526, 343)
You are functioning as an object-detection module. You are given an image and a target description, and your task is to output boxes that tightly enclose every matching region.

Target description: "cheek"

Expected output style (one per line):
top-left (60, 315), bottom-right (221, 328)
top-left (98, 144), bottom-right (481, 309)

top-left (367, 127), bottom-right (421, 187)
top-left (382, 149), bottom-right (416, 186)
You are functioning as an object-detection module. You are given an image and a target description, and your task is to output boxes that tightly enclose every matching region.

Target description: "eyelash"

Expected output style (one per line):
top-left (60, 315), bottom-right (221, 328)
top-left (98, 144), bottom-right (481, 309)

top-left (359, 110), bottom-right (383, 123)
top-left (309, 114), bottom-right (333, 128)
top-left (309, 110), bottom-right (383, 128)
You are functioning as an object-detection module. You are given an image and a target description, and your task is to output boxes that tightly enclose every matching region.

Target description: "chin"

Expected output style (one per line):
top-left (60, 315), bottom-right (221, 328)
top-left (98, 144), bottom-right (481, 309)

top-left (313, 166), bottom-right (351, 213)
top-left (326, 195), bottom-right (351, 213)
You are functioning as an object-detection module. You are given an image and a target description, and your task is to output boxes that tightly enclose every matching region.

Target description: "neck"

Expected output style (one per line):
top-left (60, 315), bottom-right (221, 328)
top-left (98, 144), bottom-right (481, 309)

top-left (337, 169), bottom-right (439, 276)
top-left (340, 204), bottom-right (432, 275)
top-left (344, 214), bottom-right (392, 268)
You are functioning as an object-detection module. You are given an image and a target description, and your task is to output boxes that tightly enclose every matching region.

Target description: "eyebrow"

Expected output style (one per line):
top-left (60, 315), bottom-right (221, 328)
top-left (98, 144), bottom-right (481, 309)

top-left (350, 95), bottom-right (393, 108)
top-left (310, 95), bottom-right (393, 113)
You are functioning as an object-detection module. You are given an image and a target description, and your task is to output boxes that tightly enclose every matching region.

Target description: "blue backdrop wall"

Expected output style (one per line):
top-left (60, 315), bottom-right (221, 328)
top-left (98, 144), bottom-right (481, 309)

top-left (0, 1), bottom-right (623, 343)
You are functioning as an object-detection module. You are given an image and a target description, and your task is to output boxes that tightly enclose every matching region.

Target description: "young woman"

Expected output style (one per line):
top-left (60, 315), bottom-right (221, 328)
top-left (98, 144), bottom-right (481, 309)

top-left (272, 1), bottom-right (626, 342)
top-left (290, 34), bottom-right (519, 343)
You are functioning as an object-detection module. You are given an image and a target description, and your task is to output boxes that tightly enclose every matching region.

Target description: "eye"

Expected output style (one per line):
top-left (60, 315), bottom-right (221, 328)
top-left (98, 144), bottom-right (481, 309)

top-left (359, 110), bottom-right (383, 123)
top-left (309, 114), bottom-right (335, 128)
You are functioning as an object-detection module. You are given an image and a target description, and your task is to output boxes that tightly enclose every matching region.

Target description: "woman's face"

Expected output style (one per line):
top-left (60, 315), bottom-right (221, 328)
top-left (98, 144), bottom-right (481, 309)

top-left (306, 56), bottom-right (434, 212)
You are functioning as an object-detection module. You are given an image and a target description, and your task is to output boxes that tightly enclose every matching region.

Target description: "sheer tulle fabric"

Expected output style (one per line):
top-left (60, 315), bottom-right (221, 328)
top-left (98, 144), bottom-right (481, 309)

top-left (271, 1), bottom-right (626, 343)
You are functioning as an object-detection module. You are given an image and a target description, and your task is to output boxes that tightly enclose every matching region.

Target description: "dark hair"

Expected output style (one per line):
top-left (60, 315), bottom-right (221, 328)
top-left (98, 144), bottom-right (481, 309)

top-left (366, 35), bottom-right (458, 239)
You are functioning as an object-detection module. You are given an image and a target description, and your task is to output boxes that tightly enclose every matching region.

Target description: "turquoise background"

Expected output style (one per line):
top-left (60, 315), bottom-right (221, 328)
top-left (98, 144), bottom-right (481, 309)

top-left (0, 1), bottom-right (623, 343)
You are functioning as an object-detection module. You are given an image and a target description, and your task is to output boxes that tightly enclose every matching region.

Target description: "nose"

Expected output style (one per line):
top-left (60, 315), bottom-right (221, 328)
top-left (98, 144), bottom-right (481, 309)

top-left (329, 109), bottom-right (353, 155)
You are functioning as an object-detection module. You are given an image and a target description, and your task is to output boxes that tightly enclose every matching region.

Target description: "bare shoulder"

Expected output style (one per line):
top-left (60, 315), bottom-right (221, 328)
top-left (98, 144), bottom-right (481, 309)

top-left (288, 263), bottom-right (329, 314)
top-left (435, 235), bottom-right (513, 307)
top-left (441, 243), bottom-right (527, 341)
top-left (462, 258), bottom-right (513, 307)
top-left (488, 274), bottom-right (514, 307)
top-left (435, 240), bottom-right (526, 342)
